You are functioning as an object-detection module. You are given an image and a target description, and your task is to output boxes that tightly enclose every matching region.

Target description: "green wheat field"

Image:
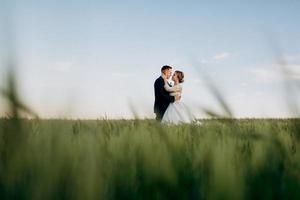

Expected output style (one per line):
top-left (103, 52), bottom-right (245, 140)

top-left (1, 117), bottom-right (300, 200)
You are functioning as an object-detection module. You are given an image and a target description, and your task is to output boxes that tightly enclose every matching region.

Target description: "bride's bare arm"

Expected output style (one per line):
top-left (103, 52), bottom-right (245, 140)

top-left (164, 83), bottom-right (181, 92)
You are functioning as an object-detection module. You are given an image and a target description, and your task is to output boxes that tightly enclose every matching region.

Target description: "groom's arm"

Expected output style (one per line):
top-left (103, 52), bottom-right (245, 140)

top-left (155, 79), bottom-right (175, 103)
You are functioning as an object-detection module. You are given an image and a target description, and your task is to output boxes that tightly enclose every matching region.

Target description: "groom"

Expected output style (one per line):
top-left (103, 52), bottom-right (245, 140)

top-left (154, 65), bottom-right (180, 121)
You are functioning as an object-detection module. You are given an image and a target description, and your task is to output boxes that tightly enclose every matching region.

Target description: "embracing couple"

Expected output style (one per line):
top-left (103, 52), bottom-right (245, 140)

top-left (154, 65), bottom-right (195, 124)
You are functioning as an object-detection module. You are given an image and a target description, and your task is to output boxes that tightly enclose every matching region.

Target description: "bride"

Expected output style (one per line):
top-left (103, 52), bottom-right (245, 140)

top-left (162, 70), bottom-right (196, 124)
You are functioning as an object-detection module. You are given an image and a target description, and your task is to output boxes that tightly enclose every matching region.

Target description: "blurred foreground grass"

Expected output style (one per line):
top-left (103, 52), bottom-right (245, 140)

top-left (1, 118), bottom-right (300, 200)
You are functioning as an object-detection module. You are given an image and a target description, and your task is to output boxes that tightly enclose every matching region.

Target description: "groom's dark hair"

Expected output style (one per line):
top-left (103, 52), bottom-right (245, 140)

top-left (161, 65), bottom-right (172, 72)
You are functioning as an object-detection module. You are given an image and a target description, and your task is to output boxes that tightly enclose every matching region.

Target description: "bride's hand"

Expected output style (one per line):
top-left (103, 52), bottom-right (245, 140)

top-left (175, 95), bottom-right (181, 101)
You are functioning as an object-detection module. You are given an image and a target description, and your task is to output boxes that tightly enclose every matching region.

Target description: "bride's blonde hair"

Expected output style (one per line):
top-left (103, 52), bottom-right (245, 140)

top-left (175, 71), bottom-right (184, 83)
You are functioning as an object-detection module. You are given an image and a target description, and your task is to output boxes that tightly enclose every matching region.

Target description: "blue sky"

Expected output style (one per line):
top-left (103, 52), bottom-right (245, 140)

top-left (1, 0), bottom-right (300, 118)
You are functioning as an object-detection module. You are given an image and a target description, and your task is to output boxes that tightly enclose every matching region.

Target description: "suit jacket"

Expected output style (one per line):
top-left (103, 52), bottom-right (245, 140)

top-left (154, 76), bottom-right (175, 117)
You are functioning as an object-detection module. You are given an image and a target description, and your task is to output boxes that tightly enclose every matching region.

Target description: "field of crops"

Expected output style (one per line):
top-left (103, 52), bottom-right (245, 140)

top-left (0, 118), bottom-right (300, 200)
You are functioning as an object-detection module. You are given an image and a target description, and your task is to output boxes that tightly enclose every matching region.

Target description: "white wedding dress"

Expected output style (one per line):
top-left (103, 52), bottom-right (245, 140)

top-left (162, 82), bottom-right (195, 124)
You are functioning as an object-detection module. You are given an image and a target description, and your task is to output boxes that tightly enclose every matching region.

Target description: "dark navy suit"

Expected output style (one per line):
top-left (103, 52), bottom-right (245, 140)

top-left (154, 76), bottom-right (175, 121)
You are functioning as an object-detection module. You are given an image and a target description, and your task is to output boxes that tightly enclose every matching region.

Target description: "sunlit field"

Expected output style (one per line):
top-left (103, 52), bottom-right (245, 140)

top-left (1, 117), bottom-right (300, 200)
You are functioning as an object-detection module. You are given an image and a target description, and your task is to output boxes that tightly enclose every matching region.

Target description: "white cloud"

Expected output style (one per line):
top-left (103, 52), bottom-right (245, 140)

top-left (213, 52), bottom-right (231, 60)
top-left (283, 54), bottom-right (300, 63)
top-left (283, 64), bottom-right (300, 80)
top-left (252, 68), bottom-right (281, 82)
top-left (190, 52), bottom-right (233, 66)
top-left (252, 64), bottom-right (300, 83)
